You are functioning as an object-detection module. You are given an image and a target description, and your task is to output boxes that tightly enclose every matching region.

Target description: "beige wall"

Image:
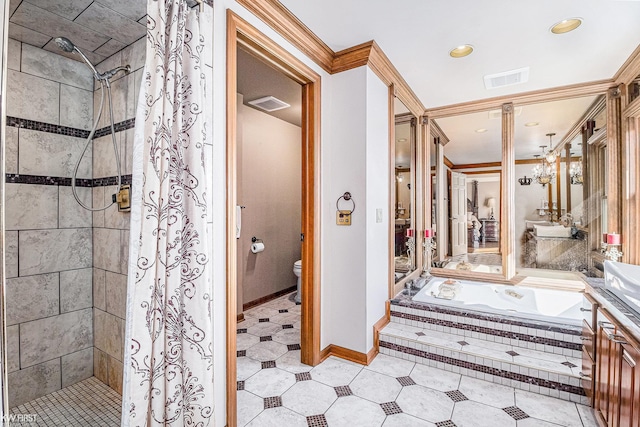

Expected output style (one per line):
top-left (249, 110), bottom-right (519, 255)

top-left (237, 96), bottom-right (302, 308)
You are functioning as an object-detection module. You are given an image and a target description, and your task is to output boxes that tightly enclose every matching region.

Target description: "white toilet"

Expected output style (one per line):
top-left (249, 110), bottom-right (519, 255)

top-left (293, 260), bottom-right (302, 304)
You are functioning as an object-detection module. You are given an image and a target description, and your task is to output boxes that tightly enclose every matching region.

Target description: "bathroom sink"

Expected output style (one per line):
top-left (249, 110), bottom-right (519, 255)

top-left (533, 224), bottom-right (572, 238)
top-left (604, 261), bottom-right (640, 315)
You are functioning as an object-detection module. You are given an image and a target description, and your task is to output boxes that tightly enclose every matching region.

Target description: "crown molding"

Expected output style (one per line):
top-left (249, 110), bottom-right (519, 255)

top-left (235, 0), bottom-right (335, 73)
top-left (614, 43), bottom-right (640, 86)
top-left (425, 79), bottom-right (613, 119)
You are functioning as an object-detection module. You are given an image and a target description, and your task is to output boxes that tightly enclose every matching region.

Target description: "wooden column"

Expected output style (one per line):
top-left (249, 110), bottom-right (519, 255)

top-left (622, 95), bottom-right (640, 264)
top-left (583, 121), bottom-right (598, 252)
top-left (422, 116), bottom-right (432, 235)
top-left (607, 86), bottom-right (623, 236)
top-left (435, 137), bottom-right (447, 261)
top-left (501, 103), bottom-right (515, 279)
top-left (556, 156), bottom-right (562, 217)
top-left (565, 144), bottom-right (572, 214)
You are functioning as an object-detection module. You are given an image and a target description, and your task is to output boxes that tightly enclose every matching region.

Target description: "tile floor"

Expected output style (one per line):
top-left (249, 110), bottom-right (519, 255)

top-left (9, 376), bottom-right (121, 426)
top-left (238, 292), bottom-right (599, 427)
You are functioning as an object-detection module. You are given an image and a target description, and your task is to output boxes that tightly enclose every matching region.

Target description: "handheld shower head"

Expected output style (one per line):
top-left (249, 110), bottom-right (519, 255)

top-left (54, 37), bottom-right (76, 53)
top-left (54, 36), bottom-right (100, 80)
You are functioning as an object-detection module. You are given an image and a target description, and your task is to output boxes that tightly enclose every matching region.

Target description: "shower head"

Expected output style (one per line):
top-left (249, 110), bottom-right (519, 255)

top-left (54, 37), bottom-right (76, 53)
top-left (54, 36), bottom-right (100, 80)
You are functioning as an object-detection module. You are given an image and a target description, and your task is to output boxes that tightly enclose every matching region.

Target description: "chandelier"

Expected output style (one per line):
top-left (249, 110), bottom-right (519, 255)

top-left (543, 133), bottom-right (557, 163)
top-left (570, 159), bottom-right (583, 185)
top-left (531, 154), bottom-right (556, 187)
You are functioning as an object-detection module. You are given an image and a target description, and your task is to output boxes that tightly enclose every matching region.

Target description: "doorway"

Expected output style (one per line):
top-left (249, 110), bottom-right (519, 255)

top-left (226, 11), bottom-right (321, 427)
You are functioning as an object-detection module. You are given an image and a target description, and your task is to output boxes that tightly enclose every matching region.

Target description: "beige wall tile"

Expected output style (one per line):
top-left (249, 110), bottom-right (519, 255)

top-left (94, 308), bottom-right (124, 361)
top-left (6, 273), bottom-right (59, 326)
top-left (60, 268), bottom-right (93, 313)
top-left (105, 272), bottom-right (127, 319)
top-left (94, 347), bottom-right (108, 384)
top-left (5, 231), bottom-right (18, 279)
top-left (107, 356), bottom-right (123, 395)
top-left (5, 184), bottom-right (58, 230)
top-left (62, 348), bottom-right (94, 387)
top-left (93, 268), bottom-right (106, 311)
top-left (21, 43), bottom-right (94, 90)
top-left (59, 186), bottom-right (93, 228)
top-left (19, 228), bottom-right (92, 276)
top-left (8, 358), bottom-right (61, 407)
top-left (7, 38), bottom-right (21, 71)
top-left (60, 84), bottom-right (94, 130)
top-left (93, 228), bottom-right (121, 273)
top-left (93, 186), bottom-right (105, 226)
top-left (5, 126), bottom-right (18, 174)
top-left (7, 325), bottom-right (20, 373)
top-left (20, 308), bottom-right (93, 368)
top-left (18, 129), bottom-right (92, 179)
top-left (7, 69), bottom-right (59, 124)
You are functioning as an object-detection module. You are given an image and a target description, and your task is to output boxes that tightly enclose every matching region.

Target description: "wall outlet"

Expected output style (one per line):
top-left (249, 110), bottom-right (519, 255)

top-left (376, 208), bottom-right (383, 223)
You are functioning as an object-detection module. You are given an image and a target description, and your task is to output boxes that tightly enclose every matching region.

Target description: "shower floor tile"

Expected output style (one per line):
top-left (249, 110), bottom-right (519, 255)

top-left (237, 292), bottom-right (597, 427)
top-left (9, 376), bottom-right (120, 426)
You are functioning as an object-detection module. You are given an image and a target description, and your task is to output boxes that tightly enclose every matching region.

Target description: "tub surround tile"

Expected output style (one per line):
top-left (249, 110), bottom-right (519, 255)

top-left (6, 273), bottom-right (59, 326)
top-left (107, 356), bottom-right (124, 394)
top-left (5, 184), bottom-right (59, 230)
top-left (94, 347), bottom-right (109, 384)
top-left (59, 186), bottom-right (93, 228)
top-left (11, 2), bottom-right (110, 52)
top-left (21, 43), bottom-right (94, 90)
top-left (18, 129), bottom-right (92, 179)
top-left (19, 228), bottom-right (92, 276)
top-left (5, 231), bottom-right (19, 279)
top-left (5, 126), bottom-right (18, 174)
top-left (20, 308), bottom-right (93, 368)
top-left (61, 347), bottom-right (93, 388)
top-left (8, 358), bottom-right (61, 408)
top-left (94, 309), bottom-right (124, 361)
top-left (93, 268), bottom-right (107, 311)
top-left (60, 268), bottom-right (93, 313)
top-left (8, 38), bottom-right (21, 71)
top-left (93, 228), bottom-right (121, 273)
top-left (60, 84), bottom-right (94, 130)
top-left (105, 271), bottom-right (127, 319)
top-left (7, 325), bottom-right (20, 373)
top-left (7, 69), bottom-right (59, 124)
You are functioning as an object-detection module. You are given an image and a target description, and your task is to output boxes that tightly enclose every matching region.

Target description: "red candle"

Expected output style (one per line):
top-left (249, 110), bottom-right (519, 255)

top-left (406, 229), bottom-right (414, 238)
top-left (424, 229), bottom-right (432, 238)
top-left (607, 233), bottom-right (621, 245)
top-left (603, 233), bottom-right (608, 243)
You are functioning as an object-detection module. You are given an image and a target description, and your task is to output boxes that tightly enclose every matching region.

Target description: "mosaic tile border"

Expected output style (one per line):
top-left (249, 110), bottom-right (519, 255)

top-left (379, 341), bottom-right (585, 397)
top-left (7, 116), bottom-right (135, 139)
top-left (6, 174), bottom-right (133, 188)
top-left (391, 298), bottom-right (582, 336)
top-left (390, 310), bottom-right (581, 351)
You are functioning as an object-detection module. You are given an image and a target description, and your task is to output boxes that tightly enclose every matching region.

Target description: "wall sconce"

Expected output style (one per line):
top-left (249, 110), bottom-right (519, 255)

top-left (486, 197), bottom-right (496, 220)
top-left (518, 175), bottom-right (532, 185)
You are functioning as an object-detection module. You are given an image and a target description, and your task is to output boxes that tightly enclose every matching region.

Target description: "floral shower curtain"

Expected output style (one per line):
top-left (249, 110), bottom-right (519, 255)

top-left (122, 1), bottom-right (213, 426)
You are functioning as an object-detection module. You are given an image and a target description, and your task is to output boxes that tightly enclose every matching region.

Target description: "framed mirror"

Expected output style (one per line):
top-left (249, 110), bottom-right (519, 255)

top-left (393, 99), bottom-right (417, 283)
top-left (429, 108), bottom-right (505, 278)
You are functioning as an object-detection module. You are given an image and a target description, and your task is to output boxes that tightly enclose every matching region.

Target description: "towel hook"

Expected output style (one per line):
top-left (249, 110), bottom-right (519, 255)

top-left (336, 192), bottom-right (356, 214)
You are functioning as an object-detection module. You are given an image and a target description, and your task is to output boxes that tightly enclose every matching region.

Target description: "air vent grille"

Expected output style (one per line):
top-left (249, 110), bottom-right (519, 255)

top-left (484, 67), bottom-right (530, 90)
top-left (247, 96), bottom-right (290, 112)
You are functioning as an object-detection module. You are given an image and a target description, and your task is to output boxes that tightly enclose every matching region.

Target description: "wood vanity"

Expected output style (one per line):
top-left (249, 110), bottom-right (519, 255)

top-left (583, 289), bottom-right (640, 427)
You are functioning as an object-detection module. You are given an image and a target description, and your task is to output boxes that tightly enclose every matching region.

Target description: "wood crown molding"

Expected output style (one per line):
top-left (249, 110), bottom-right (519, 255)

top-left (614, 43), bottom-right (640, 86)
top-left (554, 96), bottom-right (606, 152)
top-left (236, 1), bottom-right (425, 117)
top-left (425, 79), bottom-right (613, 119)
top-left (235, 0), bottom-right (334, 73)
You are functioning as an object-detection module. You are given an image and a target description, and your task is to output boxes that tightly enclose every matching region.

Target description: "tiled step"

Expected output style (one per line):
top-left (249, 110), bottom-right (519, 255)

top-left (379, 321), bottom-right (588, 405)
top-left (389, 300), bottom-right (583, 359)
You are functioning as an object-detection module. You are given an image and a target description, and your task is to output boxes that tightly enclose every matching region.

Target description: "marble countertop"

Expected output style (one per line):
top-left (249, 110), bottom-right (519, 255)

top-left (584, 277), bottom-right (640, 343)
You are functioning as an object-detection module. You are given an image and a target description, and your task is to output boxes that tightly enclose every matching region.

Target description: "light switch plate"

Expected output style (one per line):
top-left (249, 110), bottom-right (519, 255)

top-left (376, 208), bottom-right (383, 223)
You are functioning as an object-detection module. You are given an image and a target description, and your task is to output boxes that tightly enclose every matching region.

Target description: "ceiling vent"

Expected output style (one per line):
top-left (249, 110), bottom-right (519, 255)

top-left (488, 106), bottom-right (522, 120)
top-left (484, 67), bottom-right (530, 90)
top-left (247, 96), bottom-right (290, 112)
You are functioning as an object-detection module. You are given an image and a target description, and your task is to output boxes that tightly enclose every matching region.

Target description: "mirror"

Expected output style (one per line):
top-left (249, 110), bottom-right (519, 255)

top-left (430, 109), bottom-right (503, 275)
top-left (394, 99), bottom-right (417, 282)
top-left (513, 95), bottom-right (606, 275)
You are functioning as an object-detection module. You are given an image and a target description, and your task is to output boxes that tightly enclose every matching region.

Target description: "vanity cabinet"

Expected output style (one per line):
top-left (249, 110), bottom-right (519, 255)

top-left (594, 307), bottom-right (640, 427)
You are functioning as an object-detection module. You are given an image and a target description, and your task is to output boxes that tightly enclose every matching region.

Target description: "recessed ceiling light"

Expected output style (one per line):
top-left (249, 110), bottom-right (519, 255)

top-left (524, 122), bottom-right (540, 127)
top-left (449, 45), bottom-right (473, 58)
top-left (551, 18), bottom-right (582, 34)
top-left (475, 128), bottom-right (488, 133)
top-left (397, 138), bottom-right (407, 142)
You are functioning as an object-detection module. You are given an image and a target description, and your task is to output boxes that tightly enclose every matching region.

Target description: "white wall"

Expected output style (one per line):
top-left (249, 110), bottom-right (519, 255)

top-left (365, 68), bottom-right (390, 351)
top-left (322, 66), bottom-right (368, 352)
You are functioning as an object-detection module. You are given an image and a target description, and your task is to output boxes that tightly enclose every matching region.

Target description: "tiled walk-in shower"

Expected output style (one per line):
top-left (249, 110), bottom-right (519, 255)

top-left (9, 377), bottom-right (121, 426)
top-left (237, 292), bottom-right (599, 427)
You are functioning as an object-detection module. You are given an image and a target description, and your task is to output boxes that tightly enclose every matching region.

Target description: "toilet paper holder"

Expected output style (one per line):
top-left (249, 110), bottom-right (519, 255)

top-left (251, 236), bottom-right (263, 243)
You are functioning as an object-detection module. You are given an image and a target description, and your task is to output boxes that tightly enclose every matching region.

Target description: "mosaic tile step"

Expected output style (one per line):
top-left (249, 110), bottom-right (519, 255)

top-left (380, 323), bottom-right (587, 405)
top-left (389, 300), bottom-right (582, 359)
